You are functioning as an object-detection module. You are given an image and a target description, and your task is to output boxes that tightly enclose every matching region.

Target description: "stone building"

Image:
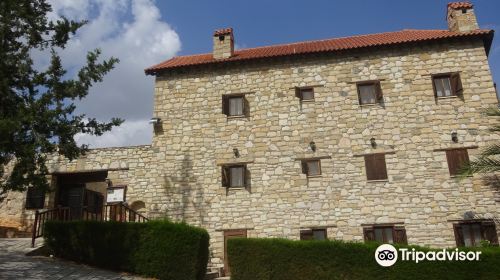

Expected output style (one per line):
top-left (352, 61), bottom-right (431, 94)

top-left (0, 1), bottom-right (499, 274)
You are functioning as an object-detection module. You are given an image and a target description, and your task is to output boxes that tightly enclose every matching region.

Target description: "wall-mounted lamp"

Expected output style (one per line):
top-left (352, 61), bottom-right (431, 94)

top-left (309, 141), bottom-right (317, 152)
top-left (233, 148), bottom-right (240, 158)
top-left (370, 138), bottom-right (377, 148)
top-left (105, 178), bottom-right (112, 187)
top-left (149, 117), bottom-right (161, 125)
top-left (451, 132), bottom-right (458, 143)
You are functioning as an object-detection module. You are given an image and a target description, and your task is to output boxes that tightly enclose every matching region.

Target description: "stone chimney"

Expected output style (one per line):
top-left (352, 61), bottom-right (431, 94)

top-left (447, 2), bottom-right (479, 32)
top-left (213, 28), bottom-right (234, 59)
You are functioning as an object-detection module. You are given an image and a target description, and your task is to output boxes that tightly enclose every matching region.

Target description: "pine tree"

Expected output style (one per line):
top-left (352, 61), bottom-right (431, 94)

top-left (0, 0), bottom-right (122, 199)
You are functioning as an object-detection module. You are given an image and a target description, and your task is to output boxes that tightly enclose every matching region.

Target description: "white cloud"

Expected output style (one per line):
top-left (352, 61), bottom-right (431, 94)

top-left (74, 119), bottom-right (152, 148)
top-left (45, 0), bottom-right (181, 147)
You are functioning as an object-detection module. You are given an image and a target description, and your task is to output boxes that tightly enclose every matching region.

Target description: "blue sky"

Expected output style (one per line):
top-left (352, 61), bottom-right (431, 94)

top-left (158, 0), bottom-right (500, 83)
top-left (50, 0), bottom-right (499, 148)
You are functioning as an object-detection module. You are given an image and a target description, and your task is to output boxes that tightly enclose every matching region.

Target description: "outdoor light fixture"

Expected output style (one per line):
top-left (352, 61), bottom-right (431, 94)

top-left (370, 138), bottom-right (377, 148)
top-left (451, 132), bottom-right (458, 143)
top-left (105, 178), bottom-right (112, 187)
top-left (149, 117), bottom-right (161, 125)
top-left (233, 148), bottom-right (240, 158)
top-left (309, 141), bottom-right (317, 152)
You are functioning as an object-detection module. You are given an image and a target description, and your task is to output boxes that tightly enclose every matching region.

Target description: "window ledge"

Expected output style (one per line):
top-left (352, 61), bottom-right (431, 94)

top-left (301, 99), bottom-right (315, 103)
top-left (227, 187), bottom-right (246, 190)
top-left (366, 179), bottom-right (389, 183)
top-left (449, 175), bottom-right (473, 178)
top-left (226, 115), bottom-right (247, 119)
top-left (306, 175), bottom-right (322, 178)
top-left (437, 96), bottom-right (458, 100)
top-left (359, 103), bottom-right (382, 108)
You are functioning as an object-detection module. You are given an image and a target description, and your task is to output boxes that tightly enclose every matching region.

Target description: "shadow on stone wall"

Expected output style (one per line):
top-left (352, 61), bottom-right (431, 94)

top-left (162, 154), bottom-right (209, 226)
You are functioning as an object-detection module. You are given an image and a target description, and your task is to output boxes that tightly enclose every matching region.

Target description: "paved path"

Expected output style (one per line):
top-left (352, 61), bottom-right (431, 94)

top-left (0, 238), bottom-right (149, 280)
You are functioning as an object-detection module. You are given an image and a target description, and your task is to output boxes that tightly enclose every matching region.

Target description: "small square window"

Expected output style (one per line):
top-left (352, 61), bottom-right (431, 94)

top-left (364, 225), bottom-right (407, 244)
top-left (296, 87), bottom-right (314, 101)
top-left (221, 165), bottom-right (247, 188)
top-left (300, 229), bottom-right (327, 240)
top-left (364, 154), bottom-right (388, 181)
top-left (445, 149), bottom-right (469, 176)
top-left (301, 160), bottom-right (321, 177)
top-left (454, 221), bottom-right (498, 247)
top-left (432, 73), bottom-right (463, 98)
top-left (222, 95), bottom-right (247, 117)
top-left (357, 82), bottom-right (382, 105)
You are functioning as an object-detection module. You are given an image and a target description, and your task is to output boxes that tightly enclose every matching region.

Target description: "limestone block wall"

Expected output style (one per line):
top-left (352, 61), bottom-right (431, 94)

top-left (151, 39), bottom-right (499, 266)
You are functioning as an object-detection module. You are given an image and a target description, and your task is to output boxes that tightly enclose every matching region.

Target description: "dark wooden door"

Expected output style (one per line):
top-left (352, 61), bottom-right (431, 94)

top-left (224, 229), bottom-right (247, 276)
top-left (58, 184), bottom-right (85, 220)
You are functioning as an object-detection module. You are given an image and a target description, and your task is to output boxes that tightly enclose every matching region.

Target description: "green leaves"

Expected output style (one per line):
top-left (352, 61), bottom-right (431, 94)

top-left (0, 0), bottom-right (122, 197)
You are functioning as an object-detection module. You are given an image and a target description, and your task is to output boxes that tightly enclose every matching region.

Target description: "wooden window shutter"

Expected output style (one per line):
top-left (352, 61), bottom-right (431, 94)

top-left (365, 154), bottom-right (387, 180)
top-left (243, 96), bottom-right (250, 117)
top-left (295, 87), bottom-right (302, 99)
top-left (364, 155), bottom-right (376, 180)
top-left (446, 150), bottom-right (458, 176)
top-left (376, 82), bottom-right (383, 102)
top-left (221, 166), bottom-right (229, 187)
top-left (301, 161), bottom-right (308, 175)
top-left (450, 72), bottom-right (463, 97)
top-left (375, 154), bottom-right (388, 180)
top-left (222, 95), bottom-right (229, 115)
top-left (363, 227), bottom-right (375, 242)
top-left (243, 165), bottom-right (249, 188)
top-left (453, 224), bottom-right (465, 247)
top-left (432, 76), bottom-right (439, 101)
top-left (394, 227), bottom-right (408, 244)
top-left (300, 230), bottom-right (313, 240)
top-left (482, 222), bottom-right (499, 245)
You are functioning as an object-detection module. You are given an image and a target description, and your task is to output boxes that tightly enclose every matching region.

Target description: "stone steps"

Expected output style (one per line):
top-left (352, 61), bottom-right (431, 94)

top-left (0, 226), bottom-right (31, 238)
top-left (205, 266), bottom-right (224, 280)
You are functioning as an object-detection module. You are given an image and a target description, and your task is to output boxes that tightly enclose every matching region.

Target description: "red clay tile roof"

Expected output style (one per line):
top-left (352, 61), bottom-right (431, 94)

top-left (145, 29), bottom-right (493, 75)
top-left (448, 2), bottom-right (473, 9)
top-left (214, 28), bottom-right (233, 36)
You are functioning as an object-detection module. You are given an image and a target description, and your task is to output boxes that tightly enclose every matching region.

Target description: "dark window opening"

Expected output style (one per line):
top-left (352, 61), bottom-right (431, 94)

top-left (301, 159), bottom-right (321, 177)
top-left (454, 221), bottom-right (498, 247)
top-left (25, 187), bottom-right (45, 209)
top-left (445, 149), bottom-right (469, 176)
top-left (222, 165), bottom-right (247, 188)
top-left (357, 81), bottom-right (383, 105)
top-left (296, 87), bottom-right (315, 101)
top-left (364, 225), bottom-right (407, 244)
top-left (219, 35), bottom-right (225, 41)
top-left (432, 73), bottom-right (463, 98)
top-left (300, 228), bottom-right (327, 240)
top-left (364, 153), bottom-right (388, 181)
top-left (222, 95), bottom-right (247, 117)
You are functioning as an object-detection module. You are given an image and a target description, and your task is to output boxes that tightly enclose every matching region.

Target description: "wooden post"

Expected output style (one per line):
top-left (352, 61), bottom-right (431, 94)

top-left (31, 210), bottom-right (39, 248)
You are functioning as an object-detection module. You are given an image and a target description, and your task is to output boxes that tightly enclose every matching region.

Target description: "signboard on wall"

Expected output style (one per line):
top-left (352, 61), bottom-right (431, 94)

top-left (106, 185), bottom-right (126, 203)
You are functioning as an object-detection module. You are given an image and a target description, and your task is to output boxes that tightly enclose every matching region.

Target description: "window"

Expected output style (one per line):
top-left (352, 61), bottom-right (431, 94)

top-left (445, 149), bottom-right (469, 176)
top-left (432, 73), bottom-right (463, 98)
top-left (364, 225), bottom-right (407, 244)
top-left (357, 81), bottom-right (382, 105)
top-left (364, 153), bottom-right (388, 181)
top-left (221, 165), bottom-right (247, 188)
top-left (296, 87), bottom-right (314, 101)
top-left (300, 229), bottom-right (327, 240)
top-left (453, 221), bottom-right (498, 247)
top-left (222, 94), bottom-right (247, 117)
top-left (301, 159), bottom-right (321, 177)
top-left (25, 187), bottom-right (45, 209)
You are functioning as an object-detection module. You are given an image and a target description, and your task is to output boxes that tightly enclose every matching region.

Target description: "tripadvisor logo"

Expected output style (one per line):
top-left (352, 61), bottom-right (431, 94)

top-left (375, 244), bottom-right (482, 267)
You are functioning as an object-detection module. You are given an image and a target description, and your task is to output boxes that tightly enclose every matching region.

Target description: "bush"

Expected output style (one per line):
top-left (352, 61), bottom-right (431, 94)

top-left (227, 238), bottom-right (500, 280)
top-left (44, 220), bottom-right (209, 280)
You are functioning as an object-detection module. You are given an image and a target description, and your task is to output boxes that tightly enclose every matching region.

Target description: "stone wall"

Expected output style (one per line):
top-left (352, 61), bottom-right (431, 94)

top-left (151, 39), bottom-right (499, 266)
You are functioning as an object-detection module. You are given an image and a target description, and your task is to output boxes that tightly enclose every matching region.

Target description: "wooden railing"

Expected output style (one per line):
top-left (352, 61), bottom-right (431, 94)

top-left (31, 202), bottom-right (148, 247)
top-left (31, 207), bottom-right (71, 247)
top-left (104, 202), bottom-right (149, 223)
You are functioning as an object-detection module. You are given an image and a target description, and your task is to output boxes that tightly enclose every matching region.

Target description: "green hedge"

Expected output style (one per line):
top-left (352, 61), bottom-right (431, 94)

top-left (227, 238), bottom-right (500, 280)
top-left (44, 220), bottom-right (209, 280)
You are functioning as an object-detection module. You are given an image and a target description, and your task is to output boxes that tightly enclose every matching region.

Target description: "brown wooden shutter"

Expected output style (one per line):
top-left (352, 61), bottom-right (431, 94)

top-left (243, 96), bottom-right (250, 117)
top-left (394, 227), bottom-right (408, 244)
top-left (300, 230), bottom-right (313, 240)
top-left (222, 95), bottom-right (229, 115)
top-left (453, 224), bottom-right (465, 247)
top-left (432, 76), bottom-right (439, 102)
top-left (374, 154), bottom-right (388, 180)
top-left (376, 82), bottom-right (383, 102)
top-left (357, 85), bottom-right (363, 105)
top-left (364, 155), bottom-right (376, 180)
top-left (446, 150), bottom-right (458, 176)
top-left (295, 87), bottom-right (301, 99)
top-left (482, 222), bottom-right (499, 245)
top-left (363, 227), bottom-right (375, 242)
top-left (457, 149), bottom-right (469, 173)
top-left (450, 72), bottom-right (463, 97)
top-left (243, 165), bottom-right (248, 188)
top-left (301, 161), bottom-right (308, 175)
top-left (221, 166), bottom-right (229, 187)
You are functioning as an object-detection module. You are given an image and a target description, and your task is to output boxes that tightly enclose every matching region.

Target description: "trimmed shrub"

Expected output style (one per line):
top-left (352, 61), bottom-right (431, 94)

top-left (227, 238), bottom-right (500, 280)
top-left (44, 220), bottom-right (209, 280)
